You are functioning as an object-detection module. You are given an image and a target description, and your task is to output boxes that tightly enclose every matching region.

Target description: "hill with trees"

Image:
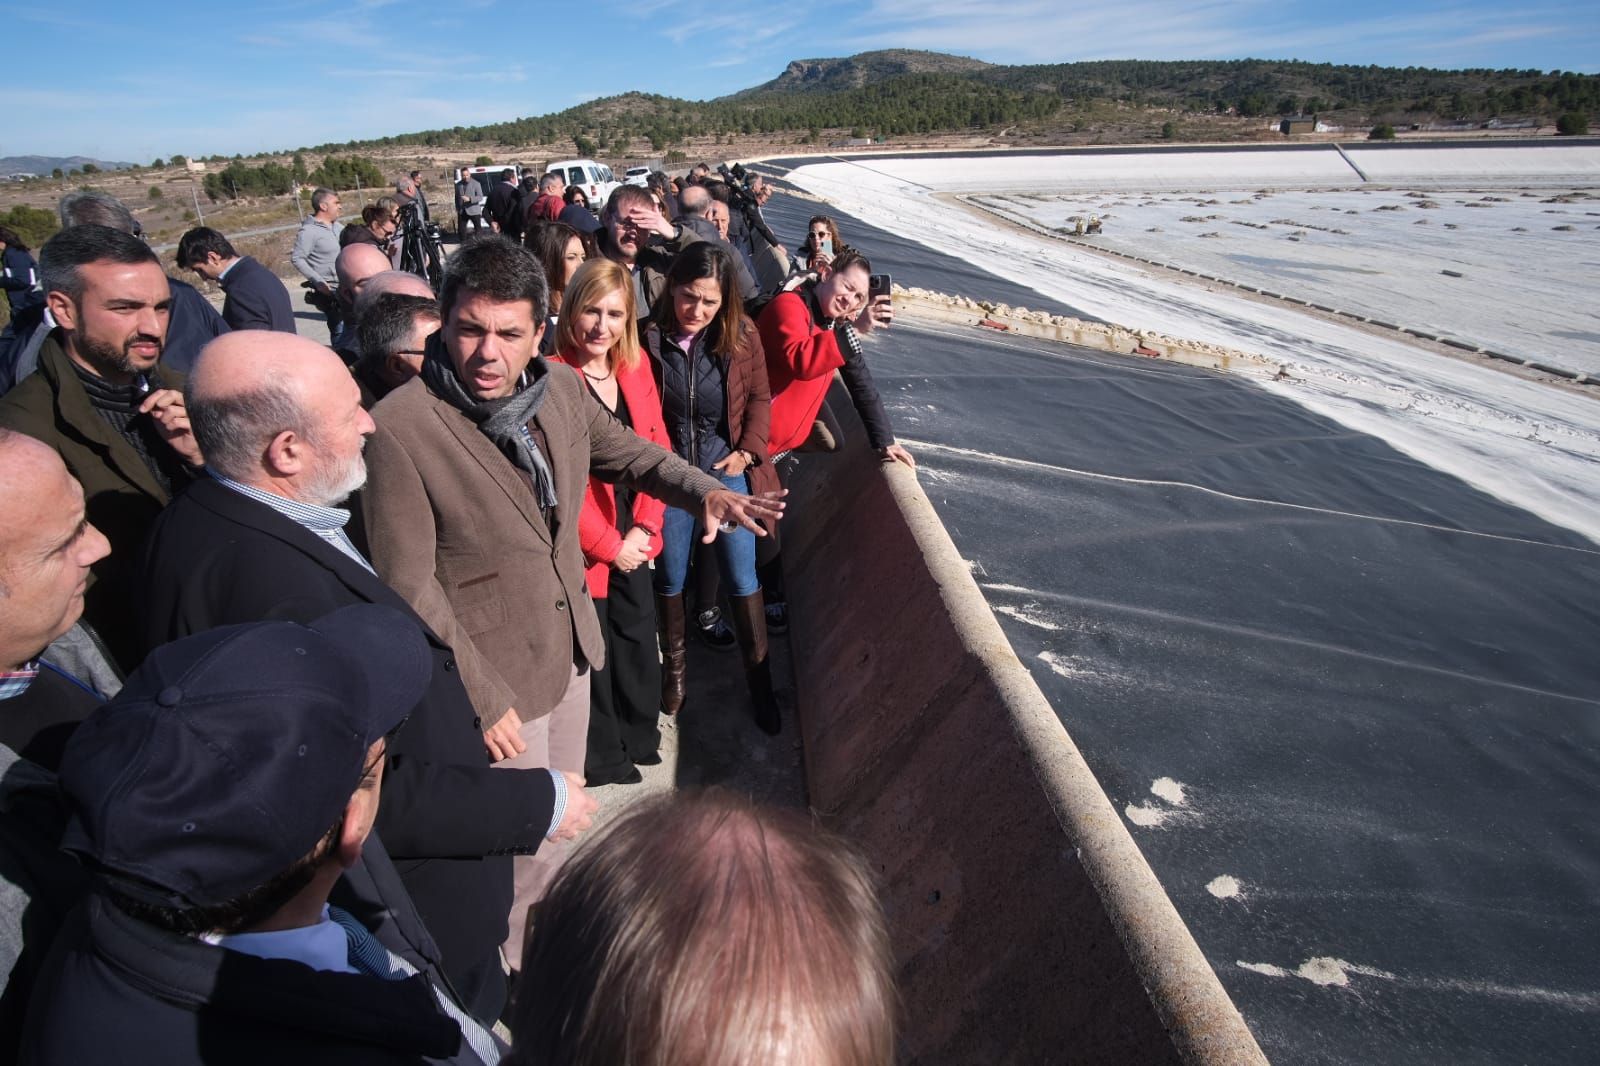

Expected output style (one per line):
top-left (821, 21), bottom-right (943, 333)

top-left (290, 51), bottom-right (1598, 157)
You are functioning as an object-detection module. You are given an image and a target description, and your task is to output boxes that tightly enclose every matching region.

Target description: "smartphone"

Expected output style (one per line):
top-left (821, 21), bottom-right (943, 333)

top-left (818, 236), bottom-right (834, 260)
top-left (869, 273), bottom-right (891, 298)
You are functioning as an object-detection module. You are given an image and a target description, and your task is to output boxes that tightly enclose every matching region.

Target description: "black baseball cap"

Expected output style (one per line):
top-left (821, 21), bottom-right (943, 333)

top-left (59, 605), bottom-right (431, 908)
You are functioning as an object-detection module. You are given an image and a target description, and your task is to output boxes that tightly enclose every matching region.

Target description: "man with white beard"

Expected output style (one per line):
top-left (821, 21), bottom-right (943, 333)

top-left (139, 331), bottom-right (592, 1025)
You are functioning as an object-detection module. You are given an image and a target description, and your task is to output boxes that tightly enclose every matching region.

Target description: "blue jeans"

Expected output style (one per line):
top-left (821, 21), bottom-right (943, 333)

top-left (655, 471), bottom-right (759, 598)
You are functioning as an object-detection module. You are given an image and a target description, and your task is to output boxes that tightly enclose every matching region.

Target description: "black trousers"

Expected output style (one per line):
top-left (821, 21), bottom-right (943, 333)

top-left (585, 563), bottom-right (662, 778)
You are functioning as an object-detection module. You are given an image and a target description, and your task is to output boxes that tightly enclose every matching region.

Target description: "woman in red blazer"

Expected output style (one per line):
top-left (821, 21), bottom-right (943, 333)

top-left (551, 258), bottom-right (670, 784)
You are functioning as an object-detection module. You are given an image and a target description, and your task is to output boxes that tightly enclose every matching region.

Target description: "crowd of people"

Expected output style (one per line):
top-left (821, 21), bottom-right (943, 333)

top-left (0, 162), bottom-right (913, 1062)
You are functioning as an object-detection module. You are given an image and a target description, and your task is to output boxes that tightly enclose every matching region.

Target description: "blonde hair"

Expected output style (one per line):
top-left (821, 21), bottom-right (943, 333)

top-left (509, 790), bottom-right (896, 1066)
top-left (555, 258), bottom-right (640, 372)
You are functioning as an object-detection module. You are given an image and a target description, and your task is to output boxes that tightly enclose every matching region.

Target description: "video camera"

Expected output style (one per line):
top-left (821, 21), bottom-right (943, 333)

top-left (717, 162), bottom-right (758, 209)
top-left (396, 200), bottom-right (445, 291)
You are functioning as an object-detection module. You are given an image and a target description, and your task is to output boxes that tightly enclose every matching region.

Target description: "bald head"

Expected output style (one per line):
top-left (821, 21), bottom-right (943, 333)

top-left (353, 270), bottom-right (435, 320)
top-left (187, 333), bottom-right (363, 488)
top-left (190, 331), bottom-right (339, 399)
top-left (678, 184), bottom-right (710, 217)
top-left (0, 431), bottom-right (75, 550)
top-left (0, 429), bottom-right (112, 667)
top-left (336, 243), bottom-right (393, 305)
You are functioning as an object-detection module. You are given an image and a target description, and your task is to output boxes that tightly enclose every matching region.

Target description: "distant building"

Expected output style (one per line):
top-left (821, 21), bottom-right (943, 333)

top-left (186, 159), bottom-right (206, 173)
top-left (4, 172), bottom-right (39, 182)
top-left (1279, 115), bottom-right (1317, 135)
top-left (829, 137), bottom-right (874, 148)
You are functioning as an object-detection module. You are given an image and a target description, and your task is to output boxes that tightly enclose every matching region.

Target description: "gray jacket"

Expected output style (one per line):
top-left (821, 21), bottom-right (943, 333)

top-left (291, 218), bottom-right (343, 287)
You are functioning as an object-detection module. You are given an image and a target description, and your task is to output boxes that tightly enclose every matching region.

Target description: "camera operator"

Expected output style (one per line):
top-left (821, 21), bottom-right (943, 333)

top-left (719, 165), bottom-right (785, 294)
top-left (395, 170), bottom-right (430, 223)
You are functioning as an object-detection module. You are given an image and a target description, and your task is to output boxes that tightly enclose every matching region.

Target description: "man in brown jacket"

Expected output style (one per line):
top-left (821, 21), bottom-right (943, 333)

top-left (361, 236), bottom-right (783, 960)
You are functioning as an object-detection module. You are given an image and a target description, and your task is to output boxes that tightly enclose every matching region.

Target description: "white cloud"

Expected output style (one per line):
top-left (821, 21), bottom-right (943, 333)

top-left (839, 0), bottom-right (1596, 68)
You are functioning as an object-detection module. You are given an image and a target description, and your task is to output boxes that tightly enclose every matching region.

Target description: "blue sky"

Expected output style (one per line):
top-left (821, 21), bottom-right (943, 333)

top-left (4, 0), bottom-right (1597, 162)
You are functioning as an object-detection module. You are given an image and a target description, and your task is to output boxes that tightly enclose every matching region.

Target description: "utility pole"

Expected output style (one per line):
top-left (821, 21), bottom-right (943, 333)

top-left (189, 177), bottom-right (205, 224)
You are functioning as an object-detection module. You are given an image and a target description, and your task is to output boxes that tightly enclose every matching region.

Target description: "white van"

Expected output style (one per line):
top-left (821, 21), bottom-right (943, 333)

top-left (545, 159), bottom-right (620, 212)
top-left (458, 163), bottom-right (521, 193)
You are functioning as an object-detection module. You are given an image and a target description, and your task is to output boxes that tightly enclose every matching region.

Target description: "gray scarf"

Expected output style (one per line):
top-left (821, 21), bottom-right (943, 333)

top-left (421, 341), bottom-right (559, 515)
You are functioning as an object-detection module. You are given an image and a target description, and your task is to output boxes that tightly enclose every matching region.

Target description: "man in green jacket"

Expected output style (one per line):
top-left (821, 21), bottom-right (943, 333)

top-left (0, 225), bottom-right (202, 669)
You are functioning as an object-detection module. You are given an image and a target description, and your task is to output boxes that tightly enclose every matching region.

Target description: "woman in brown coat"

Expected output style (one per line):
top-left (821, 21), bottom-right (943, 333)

top-left (642, 242), bottom-right (783, 734)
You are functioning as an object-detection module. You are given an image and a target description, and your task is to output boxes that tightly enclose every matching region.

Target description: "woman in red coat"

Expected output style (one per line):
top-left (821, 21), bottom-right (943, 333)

top-left (551, 258), bottom-right (670, 784)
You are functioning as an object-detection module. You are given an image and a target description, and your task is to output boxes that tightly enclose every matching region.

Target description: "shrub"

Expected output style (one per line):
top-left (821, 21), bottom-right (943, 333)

top-left (1161, 121), bottom-right (1177, 139)
top-left (148, 186), bottom-right (163, 200)
top-left (306, 154), bottom-right (383, 192)
top-left (474, 154), bottom-right (493, 166)
top-left (0, 204), bottom-right (59, 247)
top-left (1368, 124), bottom-right (1396, 140)
top-left (1556, 112), bottom-right (1589, 135)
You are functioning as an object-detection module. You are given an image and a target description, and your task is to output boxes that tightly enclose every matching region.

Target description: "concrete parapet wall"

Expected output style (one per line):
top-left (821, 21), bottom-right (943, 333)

top-left (784, 407), bottom-right (1268, 1065)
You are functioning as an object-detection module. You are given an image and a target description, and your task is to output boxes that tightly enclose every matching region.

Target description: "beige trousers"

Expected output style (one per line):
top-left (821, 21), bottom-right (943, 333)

top-left (496, 661), bottom-right (590, 969)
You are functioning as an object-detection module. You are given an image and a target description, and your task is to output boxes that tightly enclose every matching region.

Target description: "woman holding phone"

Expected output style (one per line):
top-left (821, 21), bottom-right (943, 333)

top-left (799, 215), bottom-right (843, 277)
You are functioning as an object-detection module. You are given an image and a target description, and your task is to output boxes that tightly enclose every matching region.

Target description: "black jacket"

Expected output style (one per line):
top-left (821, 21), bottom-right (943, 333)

top-left (0, 744), bottom-right (85, 1065)
top-left (139, 476), bottom-right (555, 1005)
top-left (218, 256), bottom-right (297, 334)
top-left (647, 326), bottom-right (732, 474)
top-left (486, 181), bottom-right (522, 240)
top-left (20, 888), bottom-right (475, 1065)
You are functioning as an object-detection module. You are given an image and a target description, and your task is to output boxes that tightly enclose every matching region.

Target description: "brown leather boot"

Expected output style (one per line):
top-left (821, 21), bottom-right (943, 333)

top-left (657, 592), bottom-right (688, 716)
top-left (729, 592), bottom-right (781, 735)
